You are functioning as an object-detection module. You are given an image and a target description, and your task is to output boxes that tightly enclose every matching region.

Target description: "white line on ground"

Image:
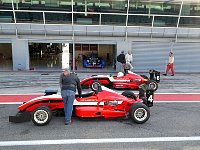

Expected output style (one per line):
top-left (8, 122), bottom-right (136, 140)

top-left (0, 93), bottom-right (200, 95)
top-left (0, 102), bottom-right (23, 105)
top-left (0, 93), bottom-right (43, 95)
top-left (155, 101), bottom-right (200, 103)
top-left (1, 101), bottom-right (200, 105)
top-left (1, 137), bottom-right (200, 146)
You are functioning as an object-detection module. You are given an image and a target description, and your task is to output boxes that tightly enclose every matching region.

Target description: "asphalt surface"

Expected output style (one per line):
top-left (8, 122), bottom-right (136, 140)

top-left (1, 71), bottom-right (200, 150)
top-left (1, 103), bottom-right (200, 149)
top-left (0, 71), bottom-right (200, 94)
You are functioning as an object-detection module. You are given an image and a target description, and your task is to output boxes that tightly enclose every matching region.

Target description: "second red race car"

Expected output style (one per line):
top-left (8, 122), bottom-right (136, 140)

top-left (9, 82), bottom-right (155, 126)
top-left (81, 70), bottom-right (160, 91)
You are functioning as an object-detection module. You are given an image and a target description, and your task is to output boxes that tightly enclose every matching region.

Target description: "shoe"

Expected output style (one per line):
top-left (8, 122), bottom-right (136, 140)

top-left (163, 74), bottom-right (167, 76)
top-left (65, 121), bottom-right (72, 125)
top-left (171, 74), bottom-right (174, 76)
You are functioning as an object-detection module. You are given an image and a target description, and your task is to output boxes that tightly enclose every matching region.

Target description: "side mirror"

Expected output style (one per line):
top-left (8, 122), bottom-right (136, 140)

top-left (44, 90), bottom-right (58, 96)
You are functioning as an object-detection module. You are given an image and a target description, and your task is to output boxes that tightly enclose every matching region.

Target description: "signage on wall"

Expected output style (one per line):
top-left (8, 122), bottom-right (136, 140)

top-left (75, 44), bottom-right (81, 51)
top-left (82, 44), bottom-right (89, 51)
top-left (90, 44), bottom-right (97, 51)
top-left (75, 44), bottom-right (98, 51)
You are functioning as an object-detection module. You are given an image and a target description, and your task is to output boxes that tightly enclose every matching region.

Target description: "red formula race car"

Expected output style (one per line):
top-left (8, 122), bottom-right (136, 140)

top-left (81, 70), bottom-right (160, 91)
top-left (9, 82), bottom-right (154, 126)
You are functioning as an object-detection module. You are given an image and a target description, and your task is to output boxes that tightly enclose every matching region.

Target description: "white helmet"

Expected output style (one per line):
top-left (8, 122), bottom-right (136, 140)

top-left (117, 72), bottom-right (124, 77)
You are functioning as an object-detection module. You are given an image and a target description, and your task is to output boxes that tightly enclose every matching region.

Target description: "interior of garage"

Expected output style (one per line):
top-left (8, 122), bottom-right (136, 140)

top-left (0, 43), bottom-right (12, 70)
top-left (29, 43), bottom-right (63, 70)
top-left (29, 43), bottom-right (116, 71)
top-left (73, 44), bottom-right (116, 70)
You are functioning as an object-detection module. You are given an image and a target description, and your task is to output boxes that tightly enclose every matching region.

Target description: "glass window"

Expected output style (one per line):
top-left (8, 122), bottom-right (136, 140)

top-left (181, 1), bottom-right (200, 16)
top-left (4, 0), bottom-right (72, 11)
top-left (179, 17), bottom-right (200, 28)
top-left (128, 15), bottom-right (152, 26)
top-left (129, 0), bottom-right (181, 15)
top-left (74, 0), bottom-right (127, 13)
top-left (0, 1), bottom-right (13, 10)
top-left (101, 14), bottom-right (126, 26)
top-left (129, 0), bottom-right (148, 14)
top-left (59, 0), bottom-right (72, 11)
top-left (0, 11), bottom-right (13, 23)
top-left (74, 0), bottom-right (96, 12)
top-left (15, 11), bottom-right (43, 23)
top-left (100, 0), bottom-right (127, 13)
top-left (45, 12), bottom-right (72, 24)
top-left (153, 16), bottom-right (178, 27)
top-left (74, 12), bottom-right (99, 25)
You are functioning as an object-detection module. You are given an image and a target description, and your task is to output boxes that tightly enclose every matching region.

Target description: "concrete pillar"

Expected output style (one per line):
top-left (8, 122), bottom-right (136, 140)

top-left (62, 43), bottom-right (70, 69)
top-left (12, 39), bottom-right (29, 71)
top-left (116, 40), bottom-right (131, 71)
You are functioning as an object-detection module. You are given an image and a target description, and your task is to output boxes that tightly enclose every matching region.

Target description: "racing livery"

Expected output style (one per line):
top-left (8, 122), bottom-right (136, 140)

top-left (82, 54), bottom-right (106, 68)
top-left (9, 82), bottom-right (154, 126)
top-left (81, 70), bottom-right (159, 91)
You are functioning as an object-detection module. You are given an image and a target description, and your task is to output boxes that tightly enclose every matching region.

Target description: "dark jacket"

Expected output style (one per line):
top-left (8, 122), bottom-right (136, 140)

top-left (59, 72), bottom-right (82, 97)
top-left (117, 53), bottom-right (126, 63)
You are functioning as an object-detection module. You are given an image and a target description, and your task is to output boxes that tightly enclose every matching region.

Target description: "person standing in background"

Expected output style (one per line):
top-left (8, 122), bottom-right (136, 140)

top-left (125, 50), bottom-right (133, 70)
top-left (163, 52), bottom-right (175, 76)
top-left (117, 51), bottom-right (126, 72)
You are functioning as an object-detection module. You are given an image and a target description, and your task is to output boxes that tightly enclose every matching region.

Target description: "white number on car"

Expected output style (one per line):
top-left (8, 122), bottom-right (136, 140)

top-left (148, 95), bottom-right (153, 102)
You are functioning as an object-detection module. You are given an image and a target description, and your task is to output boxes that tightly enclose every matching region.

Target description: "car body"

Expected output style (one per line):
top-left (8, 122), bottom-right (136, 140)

top-left (9, 83), bottom-right (154, 126)
top-left (81, 70), bottom-right (159, 91)
top-left (82, 54), bottom-right (106, 68)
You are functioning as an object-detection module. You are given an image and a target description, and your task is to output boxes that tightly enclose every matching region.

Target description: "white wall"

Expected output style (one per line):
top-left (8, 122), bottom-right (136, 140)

top-left (116, 40), bottom-right (131, 72)
top-left (12, 39), bottom-right (29, 71)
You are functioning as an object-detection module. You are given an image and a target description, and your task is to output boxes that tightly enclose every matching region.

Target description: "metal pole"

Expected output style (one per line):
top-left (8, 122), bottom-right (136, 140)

top-left (125, 0), bottom-right (130, 41)
top-left (12, 0), bottom-right (17, 37)
top-left (72, 0), bottom-right (75, 71)
top-left (175, 0), bottom-right (184, 42)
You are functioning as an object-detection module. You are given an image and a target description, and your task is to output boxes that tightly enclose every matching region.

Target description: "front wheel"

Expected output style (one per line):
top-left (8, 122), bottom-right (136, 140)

top-left (129, 103), bottom-right (150, 124)
top-left (31, 106), bottom-right (52, 126)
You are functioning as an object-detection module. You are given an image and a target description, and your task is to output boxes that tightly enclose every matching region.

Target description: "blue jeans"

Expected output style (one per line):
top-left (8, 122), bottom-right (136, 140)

top-left (61, 90), bottom-right (75, 123)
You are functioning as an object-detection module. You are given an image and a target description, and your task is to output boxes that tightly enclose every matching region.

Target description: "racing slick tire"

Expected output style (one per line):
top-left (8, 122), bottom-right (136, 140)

top-left (31, 106), bottom-right (52, 126)
top-left (129, 103), bottom-right (150, 124)
top-left (91, 80), bottom-right (101, 91)
top-left (121, 91), bottom-right (137, 100)
top-left (140, 75), bottom-right (149, 80)
top-left (147, 80), bottom-right (158, 91)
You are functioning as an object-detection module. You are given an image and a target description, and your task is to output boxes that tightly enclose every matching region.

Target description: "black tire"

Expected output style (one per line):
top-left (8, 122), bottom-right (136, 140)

top-left (129, 103), bottom-right (150, 124)
top-left (31, 106), bottom-right (52, 126)
top-left (121, 91), bottom-right (137, 100)
top-left (147, 80), bottom-right (158, 91)
top-left (91, 80), bottom-right (101, 91)
top-left (140, 75), bottom-right (149, 80)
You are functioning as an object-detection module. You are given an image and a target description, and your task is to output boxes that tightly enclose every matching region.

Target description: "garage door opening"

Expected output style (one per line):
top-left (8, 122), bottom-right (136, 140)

top-left (29, 43), bottom-right (65, 70)
top-left (29, 43), bottom-right (116, 71)
top-left (74, 44), bottom-right (116, 71)
top-left (0, 43), bottom-right (12, 70)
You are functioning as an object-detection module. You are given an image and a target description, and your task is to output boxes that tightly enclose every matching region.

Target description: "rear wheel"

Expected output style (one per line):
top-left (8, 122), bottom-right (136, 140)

top-left (147, 80), bottom-right (158, 91)
top-left (121, 91), bottom-right (137, 100)
top-left (31, 106), bottom-right (52, 126)
top-left (91, 80), bottom-right (101, 91)
top-left (129, 103), bottom-right (150, 124)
